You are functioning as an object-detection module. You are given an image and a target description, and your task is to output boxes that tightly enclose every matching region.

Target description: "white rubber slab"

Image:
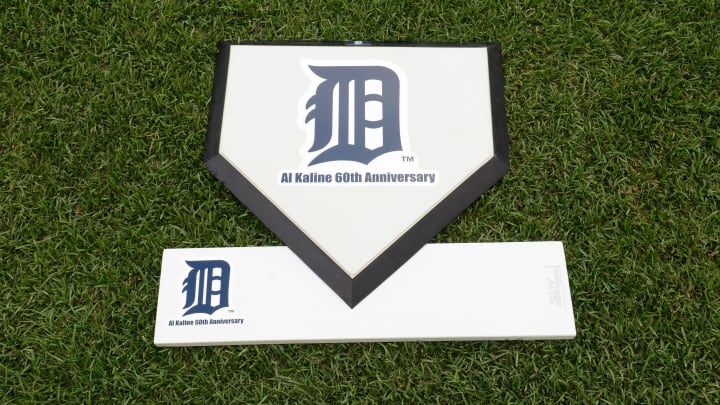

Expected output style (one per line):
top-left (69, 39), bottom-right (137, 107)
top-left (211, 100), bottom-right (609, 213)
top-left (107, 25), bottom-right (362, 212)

top-left (154, 242), bottom-right (575, 346)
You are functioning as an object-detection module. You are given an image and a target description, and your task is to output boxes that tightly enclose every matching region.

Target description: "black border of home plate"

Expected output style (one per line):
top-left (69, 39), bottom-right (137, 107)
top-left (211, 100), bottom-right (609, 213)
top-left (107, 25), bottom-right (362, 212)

top-left (204, 41), bottom-right (509, 308)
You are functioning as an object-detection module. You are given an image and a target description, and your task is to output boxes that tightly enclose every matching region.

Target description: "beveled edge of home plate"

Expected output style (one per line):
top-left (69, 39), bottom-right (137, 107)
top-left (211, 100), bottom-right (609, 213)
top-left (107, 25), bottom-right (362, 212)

top-left (154, 241), bottom-right (575, 346)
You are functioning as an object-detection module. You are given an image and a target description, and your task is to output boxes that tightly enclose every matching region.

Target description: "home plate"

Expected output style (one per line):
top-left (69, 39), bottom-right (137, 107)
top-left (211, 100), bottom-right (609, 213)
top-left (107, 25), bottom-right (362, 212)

top-left (154, 241), bottom-right (575, 346)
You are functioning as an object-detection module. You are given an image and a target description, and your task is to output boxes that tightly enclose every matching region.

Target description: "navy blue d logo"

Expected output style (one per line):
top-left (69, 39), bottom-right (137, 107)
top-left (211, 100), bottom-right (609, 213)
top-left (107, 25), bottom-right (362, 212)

top-left (304, 65), bottom-right (403, 165)
top-left (181, 260), bottom-right (230, 316)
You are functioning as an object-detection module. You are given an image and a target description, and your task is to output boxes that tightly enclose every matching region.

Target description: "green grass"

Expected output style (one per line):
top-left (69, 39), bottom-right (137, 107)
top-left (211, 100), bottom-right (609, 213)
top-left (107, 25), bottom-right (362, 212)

top-left (2, 0), bottom-right (719, 402)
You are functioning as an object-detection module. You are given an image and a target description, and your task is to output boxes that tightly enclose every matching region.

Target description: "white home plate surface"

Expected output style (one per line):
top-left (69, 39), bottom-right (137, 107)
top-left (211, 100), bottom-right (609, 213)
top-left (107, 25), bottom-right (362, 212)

top-left (204, 42), bottom-right (510, 307)
top-left (154, 242), bottom-right (575, 346)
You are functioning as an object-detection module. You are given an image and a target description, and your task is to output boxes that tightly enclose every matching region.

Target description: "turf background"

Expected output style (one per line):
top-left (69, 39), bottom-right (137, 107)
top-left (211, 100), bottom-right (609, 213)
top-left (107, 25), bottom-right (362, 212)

top-left (2, 1), bottom-right (718, 402)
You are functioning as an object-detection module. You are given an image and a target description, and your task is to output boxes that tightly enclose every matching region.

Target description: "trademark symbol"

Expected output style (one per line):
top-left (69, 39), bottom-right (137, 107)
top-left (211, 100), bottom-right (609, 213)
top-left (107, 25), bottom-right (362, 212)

top-left (228, 309), bottom-right (235, 313)
top-left (402, 155), bottom-right (415, 162)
